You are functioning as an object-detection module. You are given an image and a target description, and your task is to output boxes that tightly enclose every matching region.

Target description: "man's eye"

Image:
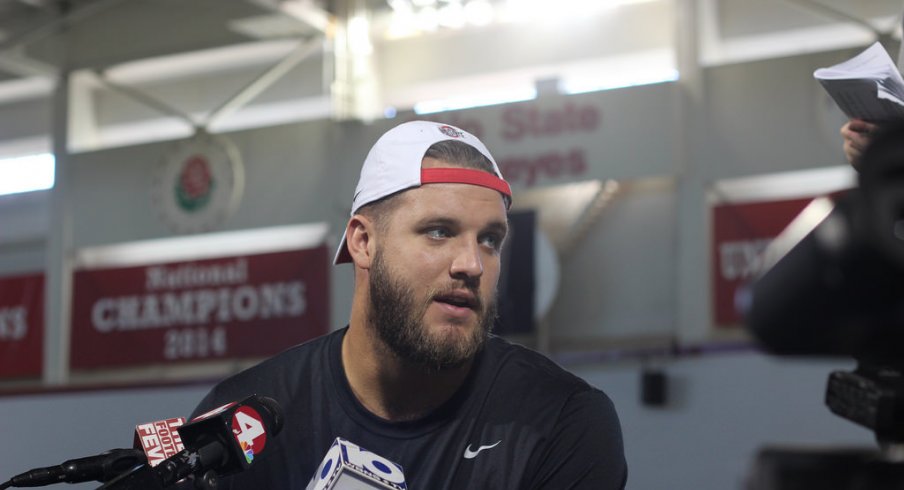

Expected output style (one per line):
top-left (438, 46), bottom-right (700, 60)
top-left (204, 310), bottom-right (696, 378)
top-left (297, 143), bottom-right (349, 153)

top-left (481, 233), bottom-right (503, 251)
top-left (426, 228), bottom-right (451, 239)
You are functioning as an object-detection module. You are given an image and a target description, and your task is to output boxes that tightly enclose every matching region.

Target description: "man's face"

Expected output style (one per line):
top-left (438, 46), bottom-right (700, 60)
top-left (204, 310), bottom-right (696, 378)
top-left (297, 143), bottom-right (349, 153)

top-left (367, 160), bottom-right (508, 372)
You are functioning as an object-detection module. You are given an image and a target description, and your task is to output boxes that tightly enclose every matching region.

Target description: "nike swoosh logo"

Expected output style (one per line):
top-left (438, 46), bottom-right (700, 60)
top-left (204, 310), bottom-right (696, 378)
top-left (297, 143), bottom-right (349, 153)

top-left (463, 440), bottom-right (502, 459)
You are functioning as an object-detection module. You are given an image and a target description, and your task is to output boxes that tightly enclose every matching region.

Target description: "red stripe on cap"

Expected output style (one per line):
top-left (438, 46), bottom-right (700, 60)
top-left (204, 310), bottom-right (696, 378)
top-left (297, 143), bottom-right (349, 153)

top-left (420, 168), bottom-right (512, 200)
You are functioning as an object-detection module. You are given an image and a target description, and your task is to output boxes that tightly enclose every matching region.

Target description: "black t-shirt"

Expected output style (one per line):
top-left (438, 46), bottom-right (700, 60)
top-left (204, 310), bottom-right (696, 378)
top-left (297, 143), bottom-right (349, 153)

top-left (191, 328), bottom-right (627, 489)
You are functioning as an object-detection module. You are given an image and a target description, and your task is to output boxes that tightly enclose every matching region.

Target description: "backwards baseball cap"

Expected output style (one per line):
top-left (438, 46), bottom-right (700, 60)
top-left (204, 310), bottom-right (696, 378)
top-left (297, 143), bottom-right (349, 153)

top-left (334, 120), bottom-right (512, 265)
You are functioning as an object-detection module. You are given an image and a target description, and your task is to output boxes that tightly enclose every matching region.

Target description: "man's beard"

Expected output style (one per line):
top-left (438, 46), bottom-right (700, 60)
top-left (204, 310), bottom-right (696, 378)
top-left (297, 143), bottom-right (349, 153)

top-left (368, 248), bottom-right (496, 373)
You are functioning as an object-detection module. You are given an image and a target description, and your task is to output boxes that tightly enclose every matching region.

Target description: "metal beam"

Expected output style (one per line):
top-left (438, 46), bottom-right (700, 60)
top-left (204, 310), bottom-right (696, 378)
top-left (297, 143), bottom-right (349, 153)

top-left (204, 37), bottom-right (323, 128)
top-left (785, 0), bottom-right (883, 37)
top-left (94, 70), bottom-right (199, 131)
top-left (0, 47), bottom-right (56, 77)
top-left (0, 0), bottom-right (127, 55)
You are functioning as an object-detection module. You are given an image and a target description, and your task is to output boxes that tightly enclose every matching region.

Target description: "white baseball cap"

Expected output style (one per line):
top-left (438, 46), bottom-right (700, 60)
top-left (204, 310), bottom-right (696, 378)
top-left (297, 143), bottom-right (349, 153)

top-left (334, 120), bottom-right (512, 264)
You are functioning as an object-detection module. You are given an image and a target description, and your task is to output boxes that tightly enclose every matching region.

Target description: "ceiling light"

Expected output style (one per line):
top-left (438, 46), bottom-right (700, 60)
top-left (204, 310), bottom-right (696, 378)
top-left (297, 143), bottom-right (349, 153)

top-left (438, 2), bottom-right (466, 29)
top-left (386, 9), bottom-right (419, 39)
top-left (416, 6), bottom-right (440, 31)
top-left (387, 0), bottom-right (412, 11)
top-left (464, 0), bottom-right (494, 26)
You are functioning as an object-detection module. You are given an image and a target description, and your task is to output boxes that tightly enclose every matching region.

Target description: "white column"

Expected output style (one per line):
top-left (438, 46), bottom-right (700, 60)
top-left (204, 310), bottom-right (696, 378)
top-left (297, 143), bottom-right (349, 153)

top-left (44, 66), bottom-right (74, 385)
top-left (673, 0), bottom-right (711, 344)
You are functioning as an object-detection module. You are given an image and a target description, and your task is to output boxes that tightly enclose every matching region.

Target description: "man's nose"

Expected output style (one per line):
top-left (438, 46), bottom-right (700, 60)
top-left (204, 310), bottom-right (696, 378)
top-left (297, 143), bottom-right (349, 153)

top-left (449, 239), bottom-right (484, 280)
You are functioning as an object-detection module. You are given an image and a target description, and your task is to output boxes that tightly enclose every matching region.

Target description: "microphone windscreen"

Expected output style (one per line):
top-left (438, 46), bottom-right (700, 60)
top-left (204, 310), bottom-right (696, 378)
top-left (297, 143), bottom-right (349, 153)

top-left (254, 396), bottom-right (284, 436)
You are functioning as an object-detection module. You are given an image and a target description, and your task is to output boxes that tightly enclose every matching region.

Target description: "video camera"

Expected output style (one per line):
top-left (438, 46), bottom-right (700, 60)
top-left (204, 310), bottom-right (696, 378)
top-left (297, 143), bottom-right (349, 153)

top-left (743, 124), bottom-right (904, 489)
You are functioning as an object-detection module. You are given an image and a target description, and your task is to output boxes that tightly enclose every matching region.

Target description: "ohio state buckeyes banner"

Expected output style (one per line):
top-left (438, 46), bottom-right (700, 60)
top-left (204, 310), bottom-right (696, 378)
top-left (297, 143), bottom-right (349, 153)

top-left (70, 246), bottom-right (329, 369)
top-left (0, 273), bottom-right (44, 378)
top-left (711, 198), bottom-right (814, 328)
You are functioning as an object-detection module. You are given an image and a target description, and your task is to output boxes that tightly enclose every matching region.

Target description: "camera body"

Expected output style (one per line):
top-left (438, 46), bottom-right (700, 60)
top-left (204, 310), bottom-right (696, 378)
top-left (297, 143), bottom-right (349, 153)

top-left (743, 124), bottom-right (904, 489)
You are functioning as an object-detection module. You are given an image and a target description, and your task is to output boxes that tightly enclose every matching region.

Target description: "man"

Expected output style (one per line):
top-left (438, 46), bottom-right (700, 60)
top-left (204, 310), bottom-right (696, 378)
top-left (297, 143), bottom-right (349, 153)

top-left (189, 121), bottom-right (627, 489)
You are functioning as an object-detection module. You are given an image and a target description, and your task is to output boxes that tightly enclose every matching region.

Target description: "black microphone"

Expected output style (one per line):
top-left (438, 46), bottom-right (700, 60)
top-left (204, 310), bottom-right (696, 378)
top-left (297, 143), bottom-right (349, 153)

top-left (7, 449), bottom-right (146, 487)
top-left (99, 395), bottom-right (284, 489)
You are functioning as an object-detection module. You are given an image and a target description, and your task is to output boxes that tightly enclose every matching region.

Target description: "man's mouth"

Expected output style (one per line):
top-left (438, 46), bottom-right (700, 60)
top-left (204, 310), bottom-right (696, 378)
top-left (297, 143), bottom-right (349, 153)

top-left (433, 291), bottom-right (479, 311)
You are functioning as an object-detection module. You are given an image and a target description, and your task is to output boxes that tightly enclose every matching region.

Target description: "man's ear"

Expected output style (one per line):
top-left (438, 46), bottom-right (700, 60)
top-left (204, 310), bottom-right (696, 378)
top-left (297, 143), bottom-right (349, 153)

top-left (346, 215), bottom-right (376, 269)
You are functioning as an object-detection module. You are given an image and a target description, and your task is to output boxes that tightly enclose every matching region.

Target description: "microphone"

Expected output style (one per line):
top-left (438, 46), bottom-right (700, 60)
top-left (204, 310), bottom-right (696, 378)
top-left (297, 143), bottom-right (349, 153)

top-left (6, 415), bottom-right (186, 487)
top-left (6, 448), bottom-right (146, 487)
top-left (99, 395), bottom-right (284, 489)
top-left (306, 438), bottom-right (407, 490)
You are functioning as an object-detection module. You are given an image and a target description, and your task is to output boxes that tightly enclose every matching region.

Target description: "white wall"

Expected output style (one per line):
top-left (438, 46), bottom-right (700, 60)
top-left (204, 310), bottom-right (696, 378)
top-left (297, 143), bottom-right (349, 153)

top-left (576, 353), bottom-right (873, 490)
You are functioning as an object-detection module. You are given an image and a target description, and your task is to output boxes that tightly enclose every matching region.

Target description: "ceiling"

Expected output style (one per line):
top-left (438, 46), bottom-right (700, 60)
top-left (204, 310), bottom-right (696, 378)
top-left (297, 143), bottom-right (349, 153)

top-left (0, 0), bottom-right (899, 74)
top-left (0, 0), bottom-right (318, 80)
top-left (0, 0), bottom-right (900, 146)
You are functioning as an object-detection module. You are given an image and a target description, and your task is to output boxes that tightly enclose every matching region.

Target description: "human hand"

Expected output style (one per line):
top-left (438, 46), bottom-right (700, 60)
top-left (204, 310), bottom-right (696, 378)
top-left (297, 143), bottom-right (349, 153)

top-left (840, 119), bottom-right (880, 168)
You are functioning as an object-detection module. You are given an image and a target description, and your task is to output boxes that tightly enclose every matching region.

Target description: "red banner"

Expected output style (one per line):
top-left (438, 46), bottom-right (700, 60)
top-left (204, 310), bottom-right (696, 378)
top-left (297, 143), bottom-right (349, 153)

top-left (70, 246), bottom-right (329, 369)
top-left (0, 273), bottom-right (44, 378)
top-left (711, 198), bottom-right (814, 328)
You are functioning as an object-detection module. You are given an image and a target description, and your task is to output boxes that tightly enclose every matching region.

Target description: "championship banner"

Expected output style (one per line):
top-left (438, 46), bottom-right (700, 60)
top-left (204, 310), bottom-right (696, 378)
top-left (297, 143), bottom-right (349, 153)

top-left (711, 197), bottom-right (815, 328)
top-left (0, 273), bottom-right (44, 378)
top-left (70, 246), bottom-right (329, 369)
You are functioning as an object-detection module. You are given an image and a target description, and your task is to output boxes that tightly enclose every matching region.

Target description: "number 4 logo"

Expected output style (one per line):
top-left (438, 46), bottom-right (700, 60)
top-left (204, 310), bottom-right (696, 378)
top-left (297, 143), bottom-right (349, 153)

top-left (232, 406), bottom-right (267, 455)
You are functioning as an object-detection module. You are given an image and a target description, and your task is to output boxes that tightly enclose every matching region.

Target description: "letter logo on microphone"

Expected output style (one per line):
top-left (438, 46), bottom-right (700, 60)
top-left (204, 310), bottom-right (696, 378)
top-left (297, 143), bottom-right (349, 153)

top-left (306, 438), bottom-right (407, 490)
top-left (134, 417), bottom-right (186, 467)
top-left (232, 406), bottom-right (267, 464)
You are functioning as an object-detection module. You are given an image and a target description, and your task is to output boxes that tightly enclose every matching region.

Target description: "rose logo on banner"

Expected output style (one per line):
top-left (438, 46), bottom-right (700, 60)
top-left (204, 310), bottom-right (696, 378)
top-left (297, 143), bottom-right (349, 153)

top-left (153, 132), bottom-right (244, 233)
top-left (176, 154), bottom-right (215, 213)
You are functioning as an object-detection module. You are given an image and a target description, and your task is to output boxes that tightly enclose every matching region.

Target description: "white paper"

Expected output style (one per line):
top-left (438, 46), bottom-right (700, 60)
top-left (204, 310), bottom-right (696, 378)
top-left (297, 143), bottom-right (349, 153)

top-left (814, 42), bottom-right (904, 121)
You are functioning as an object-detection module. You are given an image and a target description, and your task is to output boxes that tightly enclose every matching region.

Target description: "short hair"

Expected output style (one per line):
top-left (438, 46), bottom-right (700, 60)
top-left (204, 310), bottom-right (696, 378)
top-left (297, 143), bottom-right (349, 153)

top-left (358, 140), bottom-right (501, 230)
top-left (424, 139), bottom-right (496, 173)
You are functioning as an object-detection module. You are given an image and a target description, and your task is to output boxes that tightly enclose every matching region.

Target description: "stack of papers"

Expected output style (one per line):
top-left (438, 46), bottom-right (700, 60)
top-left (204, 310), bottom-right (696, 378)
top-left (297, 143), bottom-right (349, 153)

top-left (814, 42), bottom-right (904, 122)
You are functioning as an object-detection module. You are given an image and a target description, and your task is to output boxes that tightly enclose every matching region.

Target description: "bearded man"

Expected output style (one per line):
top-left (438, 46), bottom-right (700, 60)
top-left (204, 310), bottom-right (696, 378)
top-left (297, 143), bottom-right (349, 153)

top-left (188, 121), bottom-right (627, 489)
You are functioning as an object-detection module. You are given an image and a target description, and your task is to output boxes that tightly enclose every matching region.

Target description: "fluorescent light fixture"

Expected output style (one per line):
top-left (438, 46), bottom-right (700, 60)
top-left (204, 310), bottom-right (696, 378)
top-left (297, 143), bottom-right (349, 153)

top-left (388, 0), bottom-right (412, 11)
top-left (75, 223), bottom-right (330, 269)
top-left (383, 0), bottom-right (660, 39)
top-left (347, 15), bottom-right (373, 55)
top-left (413, 86), bottom-right (537, 114)
top-left (501, 0), bottom-right (657, 23)
top-left (0, 153), bottom-right (55, 196)
top-left (464, 0), bottom-right (494, 26)
top-left (438, 2), bottom-right (467, 29)
top-left (560, 68), bottom-right (679, 95)
top-left (416, 6), bottom-right (440, 31)
top-left (385, 8), bottom-right (419, 39)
